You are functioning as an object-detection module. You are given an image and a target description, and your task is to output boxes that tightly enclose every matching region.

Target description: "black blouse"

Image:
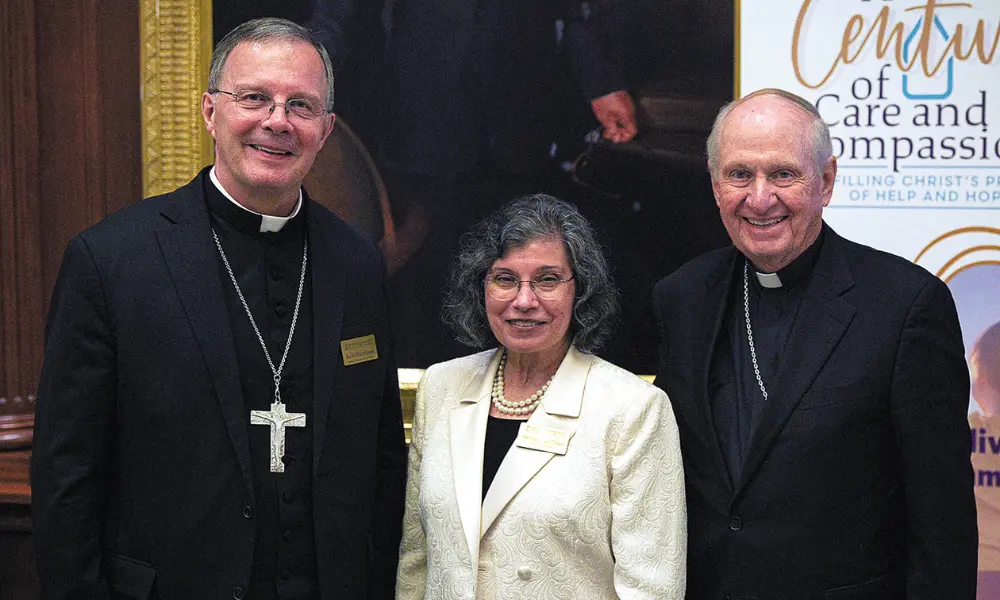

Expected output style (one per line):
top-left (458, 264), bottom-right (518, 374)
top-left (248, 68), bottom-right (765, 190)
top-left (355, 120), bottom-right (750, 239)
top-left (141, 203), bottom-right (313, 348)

top-left (482, 415), bottom-right (524, 500)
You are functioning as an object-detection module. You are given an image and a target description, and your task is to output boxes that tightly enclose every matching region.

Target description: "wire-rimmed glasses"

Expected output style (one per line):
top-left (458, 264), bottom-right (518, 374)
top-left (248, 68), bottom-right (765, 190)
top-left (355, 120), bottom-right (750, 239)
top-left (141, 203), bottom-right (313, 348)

top-left (210, 89), bottom-right (329, 121)
top-left (485, 273), bottom-right (575, 301)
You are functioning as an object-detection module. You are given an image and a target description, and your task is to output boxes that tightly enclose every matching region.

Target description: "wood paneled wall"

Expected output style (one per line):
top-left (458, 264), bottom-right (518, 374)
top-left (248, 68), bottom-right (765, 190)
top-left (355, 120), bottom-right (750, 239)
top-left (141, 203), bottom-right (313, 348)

top-left (1, 0), bottom-right (44, 446)
top-left (1, 0), bottom-right (140, 444)
top-left (2, 1), bottom-right (140, 596)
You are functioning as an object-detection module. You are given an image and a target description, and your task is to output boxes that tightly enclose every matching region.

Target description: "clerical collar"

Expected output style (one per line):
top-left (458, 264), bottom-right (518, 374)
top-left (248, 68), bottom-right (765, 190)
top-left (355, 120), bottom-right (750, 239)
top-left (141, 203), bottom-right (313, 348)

top-left (209, 166), bottom-right (302, 233)
top-left (755, 272), bottom-right (783, 289)
top-left (749, 227), bottom-right (825, 291)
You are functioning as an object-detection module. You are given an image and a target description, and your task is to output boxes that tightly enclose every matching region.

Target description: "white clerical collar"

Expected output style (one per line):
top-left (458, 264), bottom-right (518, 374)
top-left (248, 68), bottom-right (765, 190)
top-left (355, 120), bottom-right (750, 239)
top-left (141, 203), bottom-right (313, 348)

top-left (209, 166), bottom-right (302, 233)
top-left (755, 271), bottom-right (783, 288)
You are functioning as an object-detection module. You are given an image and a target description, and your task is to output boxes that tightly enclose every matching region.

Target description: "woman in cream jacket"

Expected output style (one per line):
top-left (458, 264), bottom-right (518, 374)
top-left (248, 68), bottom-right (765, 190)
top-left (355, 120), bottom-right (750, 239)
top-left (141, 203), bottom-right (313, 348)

top-left (395, 195), bottom-right (686, 599)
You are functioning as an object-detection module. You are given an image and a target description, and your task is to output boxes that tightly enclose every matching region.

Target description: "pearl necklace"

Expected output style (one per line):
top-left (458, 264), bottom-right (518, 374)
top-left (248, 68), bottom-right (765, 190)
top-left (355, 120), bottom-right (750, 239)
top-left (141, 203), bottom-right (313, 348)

top-left (491, 352), bottom-right (553, 416)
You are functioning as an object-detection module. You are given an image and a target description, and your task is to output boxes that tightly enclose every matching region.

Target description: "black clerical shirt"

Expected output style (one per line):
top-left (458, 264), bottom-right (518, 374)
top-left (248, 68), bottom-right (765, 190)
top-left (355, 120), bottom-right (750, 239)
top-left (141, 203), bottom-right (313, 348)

top-left (709, 231), bottom-right (825, 486)
top-left (206, 176), bottom-right (319, 600)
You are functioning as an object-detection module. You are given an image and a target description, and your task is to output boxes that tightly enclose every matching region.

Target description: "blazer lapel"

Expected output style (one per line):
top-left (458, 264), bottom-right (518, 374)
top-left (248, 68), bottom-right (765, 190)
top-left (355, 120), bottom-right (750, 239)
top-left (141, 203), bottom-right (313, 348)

top-left (156, 182), bottom-right (254, 500)
top-left (689, 251), bottom-right (740, 493)
top-left (735, 231), bottom-right (856, 496)
top-left (479, 348), bottom-right (588, 536)
top-left (307, 202), bottom-right (347, 476)
top-left (449, 349), bottom-right (501, 568)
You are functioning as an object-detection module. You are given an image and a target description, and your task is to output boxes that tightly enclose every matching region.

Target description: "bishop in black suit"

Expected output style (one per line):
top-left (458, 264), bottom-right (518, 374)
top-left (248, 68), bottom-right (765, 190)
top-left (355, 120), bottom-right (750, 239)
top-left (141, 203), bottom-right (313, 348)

top-left (652, 88), bottom-right (977, 599)
top-left (31, 19), bottom-right (406, 600)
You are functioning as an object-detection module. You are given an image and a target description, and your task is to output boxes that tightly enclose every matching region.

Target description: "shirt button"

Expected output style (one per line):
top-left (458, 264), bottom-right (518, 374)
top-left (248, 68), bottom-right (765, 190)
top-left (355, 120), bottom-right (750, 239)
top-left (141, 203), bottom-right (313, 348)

top-left (729, 516), bottom-right (743, 531)
top-left (281, 568), bottom-right (291, 580)
top-left (243, 505), bottom-right (253, 519)
top-left (283, 530), bottom-right (294, 541)
top-left (516, 566), bottom-right (533, 580)
top-left (233, 586), bottom-right (245, 600)
top-left (283, 491), bottom-right (296, 503)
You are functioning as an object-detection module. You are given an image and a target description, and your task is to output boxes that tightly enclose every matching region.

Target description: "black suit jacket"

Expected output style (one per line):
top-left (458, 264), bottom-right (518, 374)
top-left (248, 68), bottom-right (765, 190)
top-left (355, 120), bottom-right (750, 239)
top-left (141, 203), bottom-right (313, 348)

top-left (31, 170), bottom-right (407, 600)
top-left (652, 226), bottom-right (977, 600)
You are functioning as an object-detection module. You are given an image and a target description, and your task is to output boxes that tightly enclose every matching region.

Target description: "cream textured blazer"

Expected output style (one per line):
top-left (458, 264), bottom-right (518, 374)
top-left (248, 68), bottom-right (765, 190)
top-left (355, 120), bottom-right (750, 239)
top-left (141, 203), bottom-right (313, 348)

top-left (396, 347), bottom-right (686, 600)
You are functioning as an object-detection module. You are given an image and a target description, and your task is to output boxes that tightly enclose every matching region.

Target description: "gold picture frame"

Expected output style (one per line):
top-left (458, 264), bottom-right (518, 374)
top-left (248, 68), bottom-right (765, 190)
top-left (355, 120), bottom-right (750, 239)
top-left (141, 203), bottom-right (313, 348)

top-left (140, 0), bottom-right (215, 198)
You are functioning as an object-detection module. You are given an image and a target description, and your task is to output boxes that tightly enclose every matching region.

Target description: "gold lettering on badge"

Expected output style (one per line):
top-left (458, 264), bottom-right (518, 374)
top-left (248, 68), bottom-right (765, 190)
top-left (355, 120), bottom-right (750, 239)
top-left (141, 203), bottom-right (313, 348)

top-left (792, 0), bottom-right (996, 90)
top-left (515, 424), bottom-right (574, 456)
top-left (341, 334), bottom-right (378, 366)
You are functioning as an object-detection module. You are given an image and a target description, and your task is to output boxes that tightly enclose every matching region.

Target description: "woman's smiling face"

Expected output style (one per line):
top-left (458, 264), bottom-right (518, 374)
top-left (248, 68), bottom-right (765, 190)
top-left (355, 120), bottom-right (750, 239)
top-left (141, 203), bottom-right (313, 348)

top-left (485, 236), bottom-right (576, 362)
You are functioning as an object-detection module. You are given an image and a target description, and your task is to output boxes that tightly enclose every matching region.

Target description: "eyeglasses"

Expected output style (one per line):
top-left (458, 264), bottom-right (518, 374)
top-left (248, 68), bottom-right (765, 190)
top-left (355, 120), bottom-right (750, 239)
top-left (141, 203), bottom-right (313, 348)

top-left (485, 273), bottom-right (574, 301)
top-left (210, 89), bottom-right (329, 121)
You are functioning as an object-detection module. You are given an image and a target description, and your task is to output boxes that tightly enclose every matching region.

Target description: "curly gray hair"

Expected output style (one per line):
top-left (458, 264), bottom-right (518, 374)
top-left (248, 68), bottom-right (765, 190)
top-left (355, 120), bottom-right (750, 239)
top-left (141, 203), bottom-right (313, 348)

top-left (443, 194), bottom-right (618, 353)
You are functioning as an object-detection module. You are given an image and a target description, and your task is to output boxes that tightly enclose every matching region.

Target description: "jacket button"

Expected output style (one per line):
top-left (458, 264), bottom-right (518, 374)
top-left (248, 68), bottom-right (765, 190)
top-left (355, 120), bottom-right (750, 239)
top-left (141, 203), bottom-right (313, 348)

top-left (729, 516), bottom-right (743, 531)
top-left (243, 505), bottom-right (253, 519)
top-left (233, 586), bottom-right (245, 600)
top-left (517, 566), bottom-right (533, 580)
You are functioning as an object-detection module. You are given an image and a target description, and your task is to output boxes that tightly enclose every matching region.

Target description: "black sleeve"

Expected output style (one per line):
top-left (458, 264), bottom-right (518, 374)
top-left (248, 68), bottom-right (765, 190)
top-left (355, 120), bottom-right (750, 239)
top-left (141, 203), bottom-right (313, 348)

top-left (367, 256), bottom-right (407, 600)
top-left (563, 0), bottom-right (629, 101)
top-left (889, 277), bottom-right (978, 599)
top-left (31, 235), bottom-right (116, 599)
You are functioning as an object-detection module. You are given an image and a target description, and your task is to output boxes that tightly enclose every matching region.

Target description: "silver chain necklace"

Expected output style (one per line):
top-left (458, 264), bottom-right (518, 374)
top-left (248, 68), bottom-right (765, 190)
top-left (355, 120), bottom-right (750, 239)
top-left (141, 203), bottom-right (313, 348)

top-left (212, 229), bottom-right (308, 403)
top-left (213, 229), bottom-right (309, 473)
top-left (743, 259), bottom-right (769, 402)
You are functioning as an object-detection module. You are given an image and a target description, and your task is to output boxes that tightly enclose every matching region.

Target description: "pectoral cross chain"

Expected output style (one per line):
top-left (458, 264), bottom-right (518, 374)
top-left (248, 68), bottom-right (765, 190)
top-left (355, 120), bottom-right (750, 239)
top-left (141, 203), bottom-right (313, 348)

top-left (212, 229), bottom-right (310, 474)
top-left (251, 401), bottom-right (306, 473)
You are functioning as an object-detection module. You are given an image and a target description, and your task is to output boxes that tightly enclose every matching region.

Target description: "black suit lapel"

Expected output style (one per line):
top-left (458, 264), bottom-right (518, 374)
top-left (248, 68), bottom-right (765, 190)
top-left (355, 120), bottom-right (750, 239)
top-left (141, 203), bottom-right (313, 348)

top-left (307, 204), bottom-right (347, 476)
top-left (692, 250), bottom-right (741, 493)
top-left (155, 180), bottom-right (255, 501)
top-left (733, 232), bottom-right (856, 497)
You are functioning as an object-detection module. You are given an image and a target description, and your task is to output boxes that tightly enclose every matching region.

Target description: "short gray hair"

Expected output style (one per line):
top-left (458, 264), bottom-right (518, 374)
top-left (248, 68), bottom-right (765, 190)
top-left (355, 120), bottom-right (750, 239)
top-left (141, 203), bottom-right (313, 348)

top-left (208, 18), bottom-right (335, 111)
top-left (706, 88), bottom-right (832, 176)
top-left (443, 194), bottom-right (618, 353)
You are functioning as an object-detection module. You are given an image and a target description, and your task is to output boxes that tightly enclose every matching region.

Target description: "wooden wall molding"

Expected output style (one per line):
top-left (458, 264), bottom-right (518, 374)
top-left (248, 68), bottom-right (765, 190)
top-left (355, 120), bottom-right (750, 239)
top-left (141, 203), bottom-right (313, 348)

top-left (141, 0), bottom-right (214, 197)
top-left (0, 396), bottom-right (36, 450)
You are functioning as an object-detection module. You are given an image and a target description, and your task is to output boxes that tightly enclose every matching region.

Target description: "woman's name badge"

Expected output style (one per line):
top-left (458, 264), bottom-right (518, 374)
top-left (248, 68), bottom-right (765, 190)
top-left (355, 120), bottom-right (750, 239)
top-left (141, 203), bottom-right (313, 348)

top-left (515, 424), bottom-right (574, 455)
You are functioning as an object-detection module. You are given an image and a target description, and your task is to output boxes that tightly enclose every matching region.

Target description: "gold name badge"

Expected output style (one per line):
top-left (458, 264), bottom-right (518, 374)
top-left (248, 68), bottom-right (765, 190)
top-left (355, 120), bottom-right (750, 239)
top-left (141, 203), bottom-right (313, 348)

top-left (341, 334), bottom-right (378, 366)
top-left (515, 424), bottom-right (574, 455)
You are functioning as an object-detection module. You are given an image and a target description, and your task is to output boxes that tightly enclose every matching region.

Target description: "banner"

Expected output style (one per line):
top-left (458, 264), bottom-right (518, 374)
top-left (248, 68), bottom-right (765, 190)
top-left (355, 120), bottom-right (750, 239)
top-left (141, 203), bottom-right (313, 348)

top-left (738, 1), bottom-right (1000, 594)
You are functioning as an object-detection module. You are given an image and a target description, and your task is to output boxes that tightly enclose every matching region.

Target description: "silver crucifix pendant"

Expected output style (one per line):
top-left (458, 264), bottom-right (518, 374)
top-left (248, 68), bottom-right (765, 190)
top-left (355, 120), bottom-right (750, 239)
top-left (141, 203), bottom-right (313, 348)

top-left (250, 401), bottom-right (307, 473)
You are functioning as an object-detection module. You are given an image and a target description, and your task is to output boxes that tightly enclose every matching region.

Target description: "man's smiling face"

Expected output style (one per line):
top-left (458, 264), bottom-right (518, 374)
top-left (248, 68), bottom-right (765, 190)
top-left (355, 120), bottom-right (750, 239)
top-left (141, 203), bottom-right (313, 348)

top-left (201, 38), bottom-right (334, 212)
top-left (711, 94), bottom-right (836, 272)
